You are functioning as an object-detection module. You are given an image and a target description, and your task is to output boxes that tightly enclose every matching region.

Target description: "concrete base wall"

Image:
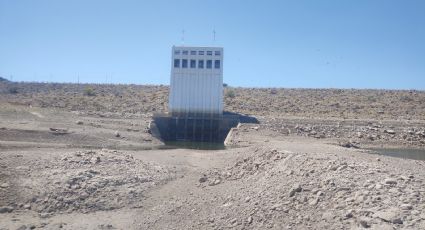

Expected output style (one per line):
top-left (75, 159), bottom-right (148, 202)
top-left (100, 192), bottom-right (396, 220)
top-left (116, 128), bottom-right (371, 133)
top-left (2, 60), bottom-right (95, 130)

top-left (152, 113), bottom-right (239, 143)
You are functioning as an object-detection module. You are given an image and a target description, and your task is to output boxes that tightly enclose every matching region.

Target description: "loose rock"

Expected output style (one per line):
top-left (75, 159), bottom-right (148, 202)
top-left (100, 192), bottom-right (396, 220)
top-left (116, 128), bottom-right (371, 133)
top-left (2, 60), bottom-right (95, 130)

top-left (0, 206), bottom-right (14, 213)
top-left (199, 176), bottom-right (207, 183)
top-left (384, 178), bottom-right (397, 185)
top-left (0, 182), bottom-right (9, 188)
top-left (374, 208), bottom-right (403, 224)
top-left (289, 184), bottom-right (302, 197)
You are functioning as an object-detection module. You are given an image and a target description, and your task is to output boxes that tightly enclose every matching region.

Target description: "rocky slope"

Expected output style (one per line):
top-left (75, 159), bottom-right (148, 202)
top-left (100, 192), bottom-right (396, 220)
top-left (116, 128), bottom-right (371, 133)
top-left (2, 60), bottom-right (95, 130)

top-left (196, 144), bottom-right (425, 229)
top-left (0, 149), bottom-right (174, 217)
top-left (1, 82), bottom-right (424, 120)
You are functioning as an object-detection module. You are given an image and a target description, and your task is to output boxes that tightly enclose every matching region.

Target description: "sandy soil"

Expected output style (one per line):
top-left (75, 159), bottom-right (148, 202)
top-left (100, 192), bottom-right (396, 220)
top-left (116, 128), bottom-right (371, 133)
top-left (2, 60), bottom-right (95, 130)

top-left (1, 82), bottom-right (425, 229)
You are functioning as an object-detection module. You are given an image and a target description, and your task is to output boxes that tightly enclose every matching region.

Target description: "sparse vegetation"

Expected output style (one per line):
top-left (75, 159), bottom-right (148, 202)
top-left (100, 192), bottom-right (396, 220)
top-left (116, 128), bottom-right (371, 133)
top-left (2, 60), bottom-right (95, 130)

top-left (0, 76), bottom-right (10, 82)
top-left (7, 86), bottom-right (18, 94)
top-left (225, 89), bottom-right (235, 98)
top-left (367, 96), bottom-right (377, 102)
top-left (400, 95), bottom-right (414, 102)
top-left (83, 86), bottom-right (96, 96)
top-left (0, 82), bottom-right (424, 120)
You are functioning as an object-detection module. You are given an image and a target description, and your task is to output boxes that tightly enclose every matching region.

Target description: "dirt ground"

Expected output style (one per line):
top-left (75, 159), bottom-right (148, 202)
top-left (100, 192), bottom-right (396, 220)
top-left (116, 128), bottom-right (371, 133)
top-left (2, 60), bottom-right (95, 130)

top-left (1, 82), bottom-right (425, 229)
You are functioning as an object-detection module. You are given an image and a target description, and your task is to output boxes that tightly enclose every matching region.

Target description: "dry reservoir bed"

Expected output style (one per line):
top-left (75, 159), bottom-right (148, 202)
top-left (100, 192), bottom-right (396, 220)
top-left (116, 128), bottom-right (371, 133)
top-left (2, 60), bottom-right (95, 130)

top-left (1, 83), bottom-right (425, 229)
top-left (1, 123), bottom-right (425, 229)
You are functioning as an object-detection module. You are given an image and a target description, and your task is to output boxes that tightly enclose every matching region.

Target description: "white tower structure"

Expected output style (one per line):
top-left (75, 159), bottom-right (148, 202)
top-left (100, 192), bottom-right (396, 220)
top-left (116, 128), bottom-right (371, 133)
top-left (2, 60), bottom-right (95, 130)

top-left (169, 46), bottom-right (223, 117)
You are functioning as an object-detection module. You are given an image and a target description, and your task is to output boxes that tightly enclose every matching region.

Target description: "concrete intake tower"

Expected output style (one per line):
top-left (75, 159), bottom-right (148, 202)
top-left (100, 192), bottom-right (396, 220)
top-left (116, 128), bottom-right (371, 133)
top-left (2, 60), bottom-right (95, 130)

top-left (152, 46), bottom-right (238, 143)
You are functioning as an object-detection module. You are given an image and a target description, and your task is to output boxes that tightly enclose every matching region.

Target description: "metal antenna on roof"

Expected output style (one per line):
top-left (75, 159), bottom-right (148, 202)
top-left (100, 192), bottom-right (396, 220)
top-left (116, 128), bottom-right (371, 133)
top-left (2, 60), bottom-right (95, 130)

top-left (181, 29), bottom-right (185, 46)
top-left (213, 29), bottom-right (216, 44)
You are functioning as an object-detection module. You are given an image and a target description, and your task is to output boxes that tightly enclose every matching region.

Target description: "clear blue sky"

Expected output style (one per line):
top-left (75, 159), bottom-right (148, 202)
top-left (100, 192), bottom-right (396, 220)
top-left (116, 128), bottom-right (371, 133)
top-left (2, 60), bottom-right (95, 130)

top-left (1, 0), bottom-right (424, 89)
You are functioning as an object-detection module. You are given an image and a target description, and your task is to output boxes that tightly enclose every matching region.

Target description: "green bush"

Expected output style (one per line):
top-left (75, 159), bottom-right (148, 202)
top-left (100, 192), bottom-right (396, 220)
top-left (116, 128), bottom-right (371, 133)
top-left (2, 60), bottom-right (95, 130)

top-left (400, 95), bottom-right (413, 102)
top-left (8, 86), bottom-right (18, 94)
top-left (225, 89), bottom-right (235, 98)
top-left (367, 96), bottom-right (377, 102)
top-left (84, 87), bottom-right (96, 96)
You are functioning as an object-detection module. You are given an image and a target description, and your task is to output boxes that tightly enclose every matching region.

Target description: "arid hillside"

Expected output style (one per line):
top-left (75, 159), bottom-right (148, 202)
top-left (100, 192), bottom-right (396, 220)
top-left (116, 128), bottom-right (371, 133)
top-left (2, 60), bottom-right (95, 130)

top-left (1, 82), bottom-right (424, 121)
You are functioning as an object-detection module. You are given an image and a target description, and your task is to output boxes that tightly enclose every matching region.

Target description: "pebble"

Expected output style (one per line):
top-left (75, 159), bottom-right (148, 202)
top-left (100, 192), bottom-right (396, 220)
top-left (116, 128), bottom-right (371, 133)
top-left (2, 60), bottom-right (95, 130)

top-left (392, 217), bottom-right (403, 224)
top-left (39, 213), bottom-right (50, 218)
top-left (289, 184), bottom-right (302, 197)
top-left (247, 216), bottom-right (253, 224)
top-left (199, 176), bottom-right (207, 183)
top-left (114, 131), bottom-right (120, 137)
top-left (209, 179), bottom-right (221, 186)
top-left (345, 210), bottom-right (354, 219)
top-left (80, 192), bottom-right (89, 199)
top-left (91, 156), bottom-right (101, 164)
top-left (271, 204), bottom-right (282, 211)
top-left (401, 204), bottom-right (413, 210)
top-left (76, 120), bottom-right (83, 125)
top-left (384, 178), bottom-right (397, 185)
top-left (385, 129), bottom-right (396, 134)
top-left (374, 208), bottom-right (403, 224)
top-left (309, 197), bottom-right (319, 206)
top-left (358, 217), bottom-right (370, 228)
top-left (337, 165), bottom-right (347, 171)
top-left (0, 182), bottom-right (9, 188)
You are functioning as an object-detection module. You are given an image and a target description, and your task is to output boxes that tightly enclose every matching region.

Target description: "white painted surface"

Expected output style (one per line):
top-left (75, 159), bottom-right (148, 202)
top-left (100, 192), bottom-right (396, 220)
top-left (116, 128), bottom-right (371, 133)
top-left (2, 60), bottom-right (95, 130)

top-left (169, 46), bottom-right (223, 116)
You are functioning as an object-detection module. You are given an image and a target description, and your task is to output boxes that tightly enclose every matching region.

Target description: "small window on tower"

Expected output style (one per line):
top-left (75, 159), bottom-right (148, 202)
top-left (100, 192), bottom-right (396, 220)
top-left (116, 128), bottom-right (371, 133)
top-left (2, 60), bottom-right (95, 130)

top-left (182, 59), bottom-right (188, 68)
top-left (206, 60), bottom-right (212, 69)
top-left (198, 51), bottom-right (204, 55)
top-left (190, 51), bottom-right (196, 55)
top-left (174, 50), bottom-right (180, 55)
top-left (215, 51), bottom-right (221, 56)
top-left (174, 59), bottom-right (180, 68)
top-left (207, 51), bottom-right (213, 55)
top-left (214, 60), bottom-right (220, 69)
top-left (190, 59), bottom-right (196, 68)
top-left (182, 50), bottom-right (188, 55)
top-left (198, 60), bottom-right (204, 69)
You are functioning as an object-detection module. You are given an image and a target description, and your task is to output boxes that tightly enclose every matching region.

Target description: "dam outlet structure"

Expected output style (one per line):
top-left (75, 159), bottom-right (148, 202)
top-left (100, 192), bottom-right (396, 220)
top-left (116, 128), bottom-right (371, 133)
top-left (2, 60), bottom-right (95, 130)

top-left (152, 46), bottom-right (238, 143)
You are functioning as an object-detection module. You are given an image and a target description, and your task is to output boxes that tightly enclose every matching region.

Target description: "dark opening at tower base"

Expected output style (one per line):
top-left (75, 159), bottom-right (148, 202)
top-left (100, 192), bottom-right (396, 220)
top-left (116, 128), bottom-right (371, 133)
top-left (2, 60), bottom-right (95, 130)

top-left (151, 113), bottom-right (239, 143)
